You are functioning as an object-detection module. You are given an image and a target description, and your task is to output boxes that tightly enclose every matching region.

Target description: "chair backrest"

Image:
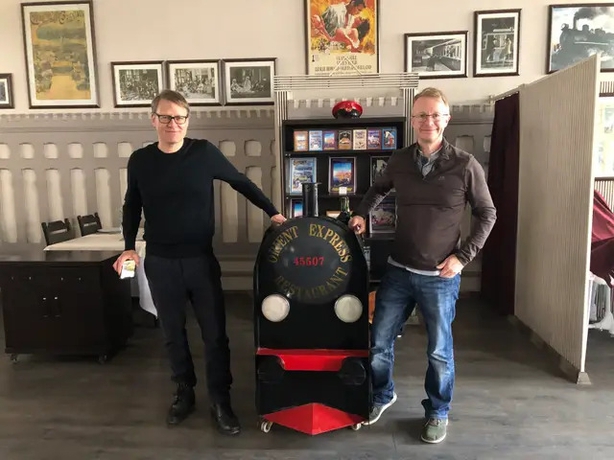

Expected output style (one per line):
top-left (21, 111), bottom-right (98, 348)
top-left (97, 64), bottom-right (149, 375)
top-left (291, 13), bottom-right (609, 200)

top-left (77, 212), bottom-right (102, 236)
top-left (41, 218), bottom-right (75, 245)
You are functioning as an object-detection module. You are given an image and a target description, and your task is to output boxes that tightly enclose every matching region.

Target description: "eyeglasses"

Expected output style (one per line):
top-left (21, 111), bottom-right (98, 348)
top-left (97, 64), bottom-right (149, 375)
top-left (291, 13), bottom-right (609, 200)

top-left (411, 113), bottom-right (449, 123)
top-left (154, 113), bottom-right (189, 125)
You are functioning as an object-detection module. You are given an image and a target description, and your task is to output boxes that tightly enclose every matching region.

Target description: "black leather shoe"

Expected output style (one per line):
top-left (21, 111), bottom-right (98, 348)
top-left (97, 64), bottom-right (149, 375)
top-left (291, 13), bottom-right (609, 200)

top-left (210, 402), bottom-right (241, 435)
top-left (166, 383), bottom-right (195, 426)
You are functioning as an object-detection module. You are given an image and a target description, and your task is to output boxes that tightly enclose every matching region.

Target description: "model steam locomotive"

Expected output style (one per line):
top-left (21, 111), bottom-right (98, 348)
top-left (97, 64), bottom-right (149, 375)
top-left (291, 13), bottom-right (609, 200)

top-left (253, 183), bottom-right (370, 435)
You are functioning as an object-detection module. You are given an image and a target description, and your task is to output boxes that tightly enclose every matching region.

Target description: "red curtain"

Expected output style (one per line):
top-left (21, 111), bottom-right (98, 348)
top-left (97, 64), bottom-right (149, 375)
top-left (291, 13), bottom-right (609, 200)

top-left (480, 94), bottom-right (519, 316)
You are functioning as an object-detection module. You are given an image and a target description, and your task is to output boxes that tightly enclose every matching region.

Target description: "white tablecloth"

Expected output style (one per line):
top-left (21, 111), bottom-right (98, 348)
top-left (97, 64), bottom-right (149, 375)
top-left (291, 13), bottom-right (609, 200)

top-left (44, 230), bottom-right (157, 317)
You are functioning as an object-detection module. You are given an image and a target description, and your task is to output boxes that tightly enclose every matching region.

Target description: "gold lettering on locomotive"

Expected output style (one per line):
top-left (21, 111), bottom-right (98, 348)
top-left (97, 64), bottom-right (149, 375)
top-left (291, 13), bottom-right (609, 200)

top-left (267, 226), bottom-right (299, 263)
top-left (309, 224), bottom-right (353, 263)
top-left (274, 264), bottom-right (350, 302)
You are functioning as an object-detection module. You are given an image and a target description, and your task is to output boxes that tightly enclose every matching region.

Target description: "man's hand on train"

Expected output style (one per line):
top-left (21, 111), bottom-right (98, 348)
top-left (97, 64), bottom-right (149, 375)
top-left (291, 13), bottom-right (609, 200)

top-left (271, 214), bottom-right (287, 226)
top-left (348, 215), bottom-right (366, 234)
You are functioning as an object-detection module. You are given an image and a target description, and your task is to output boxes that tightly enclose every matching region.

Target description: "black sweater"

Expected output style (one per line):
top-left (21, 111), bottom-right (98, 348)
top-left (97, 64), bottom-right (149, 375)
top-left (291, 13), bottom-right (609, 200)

top-left (122, 138), bottom-right (279, 257)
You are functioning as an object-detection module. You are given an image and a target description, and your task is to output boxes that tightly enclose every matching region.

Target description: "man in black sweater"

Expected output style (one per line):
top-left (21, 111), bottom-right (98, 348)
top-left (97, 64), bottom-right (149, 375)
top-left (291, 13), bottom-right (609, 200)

top-left (113, 90), bottom-right (285, 435)
top-left (349, 87), bottom-right (496, 444)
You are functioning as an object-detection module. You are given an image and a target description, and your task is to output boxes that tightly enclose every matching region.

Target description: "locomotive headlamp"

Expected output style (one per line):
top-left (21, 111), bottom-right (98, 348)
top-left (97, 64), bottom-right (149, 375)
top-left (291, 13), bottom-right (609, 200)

top-left (262, 294), bottom-right (290, 322)
top-left (334, 295), bottom-right (363, 323)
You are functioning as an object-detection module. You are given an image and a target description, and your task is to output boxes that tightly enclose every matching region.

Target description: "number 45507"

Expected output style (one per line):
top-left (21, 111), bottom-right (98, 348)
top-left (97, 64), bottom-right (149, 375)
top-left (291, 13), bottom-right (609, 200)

top-left (293, 256), bottom-right (324, 266)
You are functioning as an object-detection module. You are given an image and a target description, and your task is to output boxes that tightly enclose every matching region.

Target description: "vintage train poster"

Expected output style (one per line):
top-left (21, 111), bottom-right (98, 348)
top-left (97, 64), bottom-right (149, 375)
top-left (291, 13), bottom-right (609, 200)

top-left (306, 0), bottom-right (379, 76)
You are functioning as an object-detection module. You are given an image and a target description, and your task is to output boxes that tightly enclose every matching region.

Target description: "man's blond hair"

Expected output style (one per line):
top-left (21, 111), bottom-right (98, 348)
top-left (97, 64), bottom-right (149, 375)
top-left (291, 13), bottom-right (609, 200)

top-left (413, 87), bottom-right (449, 109)
top-left (151, 89), bottom-right (190, 116)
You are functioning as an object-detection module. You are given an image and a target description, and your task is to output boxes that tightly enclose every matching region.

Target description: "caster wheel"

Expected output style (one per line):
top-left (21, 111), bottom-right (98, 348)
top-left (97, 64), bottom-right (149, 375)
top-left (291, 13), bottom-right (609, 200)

top-left (351, 423), bottom-right (362, 431)
top-left (98, 354), bottom-right (108, 364)
top-left (10, 354), bottom-right (18, 363)
top-left (260, 420), bottom-right (273, 433)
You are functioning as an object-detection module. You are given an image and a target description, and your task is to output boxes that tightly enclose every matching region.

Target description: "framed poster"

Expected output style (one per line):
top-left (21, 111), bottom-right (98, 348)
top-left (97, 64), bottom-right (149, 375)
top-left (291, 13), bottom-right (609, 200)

top-left (287, 157), bottom-right (317, 195)
top-left (404, 31), bottom-right (468, 79)
top-left (306, 0), bottom-right (379, 76)
top-left (329, 157), bottom-right (356, 194)
top-left (111, 61), bottom-right (164, 108)
top-left (166, 60), bottom-right (222, 106)
top-left (21, 1), bottom-right (99, 108)
top-left (547, 4), bottom-right (614, 73)
top-left (0, 74), bottom-right (14, 109)
top-left (474, 9), bottom-right (521, 77)
top-left (369, 197), bottom-right (396, 234)
top-left (370, 156), bottom-right (389, 184)
top-left (290, 199), bottom-right (304, 218)
top-left (222, 58), bottom-right (276, 105)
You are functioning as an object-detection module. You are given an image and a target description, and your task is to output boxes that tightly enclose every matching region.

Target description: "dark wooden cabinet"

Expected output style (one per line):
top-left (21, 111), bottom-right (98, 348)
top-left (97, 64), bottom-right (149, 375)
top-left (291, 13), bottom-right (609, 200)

top-left (0, 249), bottom-right (133, 363)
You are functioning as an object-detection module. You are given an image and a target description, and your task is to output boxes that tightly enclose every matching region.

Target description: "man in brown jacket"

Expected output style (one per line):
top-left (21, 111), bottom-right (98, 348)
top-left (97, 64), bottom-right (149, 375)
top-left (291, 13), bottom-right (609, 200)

top-left (349, 87), bottom-right (496, 443)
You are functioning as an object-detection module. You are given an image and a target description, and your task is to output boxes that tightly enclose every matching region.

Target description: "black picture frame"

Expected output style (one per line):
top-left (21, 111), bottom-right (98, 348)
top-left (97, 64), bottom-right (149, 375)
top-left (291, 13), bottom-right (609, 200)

top-left (403, 31), bottom-right (468, 79)
top-left (0, 74), bottom-right (14, 109)
top-left (474, 9), bottom-right (521, 77)
top-left (221, 58), bottom-right (276, 106)
top-left (547, 4), bottom-right (614, 74)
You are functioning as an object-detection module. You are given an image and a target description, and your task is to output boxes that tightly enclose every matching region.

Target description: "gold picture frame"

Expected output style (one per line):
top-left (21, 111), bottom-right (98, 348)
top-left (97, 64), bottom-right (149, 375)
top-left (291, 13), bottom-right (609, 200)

top-left (21, 1), bottom-right (100, 108)
top-left (305, 0), bottom-right (380, 76)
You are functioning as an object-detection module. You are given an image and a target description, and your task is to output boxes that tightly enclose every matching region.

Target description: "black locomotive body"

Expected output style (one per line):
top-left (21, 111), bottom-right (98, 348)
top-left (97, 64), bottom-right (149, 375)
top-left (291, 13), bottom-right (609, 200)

top-left (253, 193), bottom-right (371, 435)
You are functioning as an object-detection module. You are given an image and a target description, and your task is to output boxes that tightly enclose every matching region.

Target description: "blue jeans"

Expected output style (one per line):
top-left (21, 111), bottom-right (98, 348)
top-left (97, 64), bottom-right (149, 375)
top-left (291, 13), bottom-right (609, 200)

top-left (370, 264), bottom-right (460, 420)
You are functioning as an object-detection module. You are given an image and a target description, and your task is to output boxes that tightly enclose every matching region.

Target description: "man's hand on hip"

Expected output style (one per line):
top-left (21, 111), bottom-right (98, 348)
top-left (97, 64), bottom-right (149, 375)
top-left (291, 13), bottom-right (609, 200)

top-left (436, 255), bottom-right (464, 278)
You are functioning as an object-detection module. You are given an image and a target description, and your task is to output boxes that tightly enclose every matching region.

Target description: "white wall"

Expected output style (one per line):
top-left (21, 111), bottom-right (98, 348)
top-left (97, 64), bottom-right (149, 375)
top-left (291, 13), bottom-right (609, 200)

top-left (1, 0), bottom-right (613, 112)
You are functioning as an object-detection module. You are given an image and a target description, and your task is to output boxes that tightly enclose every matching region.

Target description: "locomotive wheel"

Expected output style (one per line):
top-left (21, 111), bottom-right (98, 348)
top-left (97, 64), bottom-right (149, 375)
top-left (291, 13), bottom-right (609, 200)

top-left (351, 423), bottom-right (362, 431)
top-left (260, 420), bottom-right (273, 433)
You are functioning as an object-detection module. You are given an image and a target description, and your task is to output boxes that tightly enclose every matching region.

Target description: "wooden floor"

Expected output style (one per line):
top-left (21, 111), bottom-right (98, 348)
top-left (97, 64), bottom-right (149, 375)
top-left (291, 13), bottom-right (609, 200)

top-left (0, 293), bottom-right (613, 460)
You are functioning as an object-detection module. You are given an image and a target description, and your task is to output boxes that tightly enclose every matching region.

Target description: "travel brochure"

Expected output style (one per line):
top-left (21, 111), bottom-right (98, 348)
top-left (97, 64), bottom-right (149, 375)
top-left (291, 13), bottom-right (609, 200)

top-left (287, 154), bottom-right (397, 234)
top-left (293, 127), bottom-right (397, 152)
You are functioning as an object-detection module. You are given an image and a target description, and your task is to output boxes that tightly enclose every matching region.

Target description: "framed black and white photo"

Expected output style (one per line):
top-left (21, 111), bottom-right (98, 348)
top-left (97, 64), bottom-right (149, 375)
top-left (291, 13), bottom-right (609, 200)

top-left (111, 61), bottom-right (164, 108)
top-left (474, 9), bottom-right (521, 77)
top-left (0, 74), bottom-right (14, 109)
top-left (166, 60), bottom-right (222, 106)
top-left (404, 31), bottom-right (468, 79)
top-left (222, 58), bottom-right (276, 105)
top-left (547, 4), bottom-right (614, 73)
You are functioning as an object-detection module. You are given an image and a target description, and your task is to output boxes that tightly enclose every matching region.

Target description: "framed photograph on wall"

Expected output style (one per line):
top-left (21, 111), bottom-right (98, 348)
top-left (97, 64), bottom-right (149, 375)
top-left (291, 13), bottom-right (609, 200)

top-left (166, 60), bottom-right (222, 106)
top-left (474, 9), bottom-right (521, 77)
top-left (111, 61), bottom-right (164, 108)
top-left (0, 74), bottom-right (14, 109)
top-left (305, 0), bottom-right (380, 76)
top-left (222, 58), bottom-right (276, 105)
top-left (547, 4), bottom-right (614, 73)
top-left (21, 1), bottom-right (99, 108)
top-left (404, 31), bottom-right (468, 79)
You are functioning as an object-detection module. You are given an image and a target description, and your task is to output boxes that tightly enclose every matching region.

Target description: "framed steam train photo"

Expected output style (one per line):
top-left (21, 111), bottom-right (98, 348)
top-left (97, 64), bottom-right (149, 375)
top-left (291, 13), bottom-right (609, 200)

top-left (547, 4), bottom-right (614, 73)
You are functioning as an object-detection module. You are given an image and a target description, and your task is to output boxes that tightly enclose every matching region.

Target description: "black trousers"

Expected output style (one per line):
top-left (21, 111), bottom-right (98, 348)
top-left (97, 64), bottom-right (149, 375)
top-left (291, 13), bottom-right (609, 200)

top-left (144, 253), bottom-right (232, 403)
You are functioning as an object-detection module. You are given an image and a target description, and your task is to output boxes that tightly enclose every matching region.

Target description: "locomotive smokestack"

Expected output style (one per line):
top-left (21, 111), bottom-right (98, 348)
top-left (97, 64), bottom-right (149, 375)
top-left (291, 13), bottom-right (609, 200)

top-left (301, 182), bottom-right (320, 217)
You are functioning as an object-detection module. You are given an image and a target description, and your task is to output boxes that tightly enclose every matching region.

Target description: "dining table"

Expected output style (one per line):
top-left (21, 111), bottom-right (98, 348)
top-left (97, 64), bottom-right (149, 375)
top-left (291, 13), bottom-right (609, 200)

top-left (44, 228), bottom-right (157, 317)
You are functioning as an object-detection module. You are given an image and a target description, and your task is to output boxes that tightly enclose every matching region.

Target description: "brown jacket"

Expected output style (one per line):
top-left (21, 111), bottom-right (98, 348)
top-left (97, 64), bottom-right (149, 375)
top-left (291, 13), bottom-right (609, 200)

top-left (354, 138), bottom-right (496, 270)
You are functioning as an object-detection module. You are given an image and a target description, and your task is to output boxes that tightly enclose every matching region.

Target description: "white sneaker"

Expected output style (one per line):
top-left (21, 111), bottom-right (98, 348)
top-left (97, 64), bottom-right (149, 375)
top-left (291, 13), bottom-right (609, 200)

top-left (362, 392), bottom-right (397, 425)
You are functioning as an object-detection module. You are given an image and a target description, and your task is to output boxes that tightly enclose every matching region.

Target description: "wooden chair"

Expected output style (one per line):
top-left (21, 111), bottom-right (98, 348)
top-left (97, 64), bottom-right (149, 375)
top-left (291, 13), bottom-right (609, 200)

top-left (77, 212), bottom-right (102, 236)
top-left (41, 218), bottom-right (75, 245)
